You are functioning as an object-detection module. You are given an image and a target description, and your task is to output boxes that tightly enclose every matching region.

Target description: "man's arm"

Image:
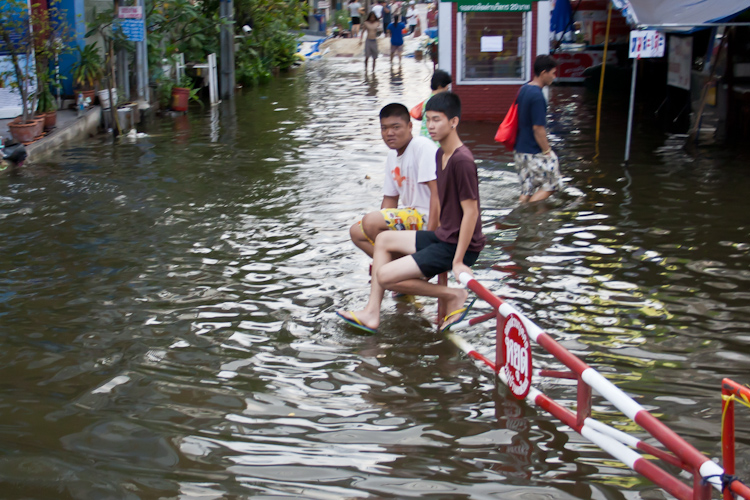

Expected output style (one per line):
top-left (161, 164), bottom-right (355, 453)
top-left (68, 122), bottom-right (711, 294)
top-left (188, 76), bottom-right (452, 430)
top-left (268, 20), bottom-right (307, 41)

top-left (452, 198), bottom-right (479, 279)
top-left (381, 195), bottom-right (398, 209)
top-left (425, 180), bottom-right (439, 231)
top-left (533, 125), bottom-right (551, 154)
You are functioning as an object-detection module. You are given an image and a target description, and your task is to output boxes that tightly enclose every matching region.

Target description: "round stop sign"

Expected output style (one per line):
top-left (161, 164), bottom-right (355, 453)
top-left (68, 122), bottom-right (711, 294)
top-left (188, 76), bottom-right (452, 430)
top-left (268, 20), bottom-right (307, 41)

top-left (503, 313), bottom-right (532, 399)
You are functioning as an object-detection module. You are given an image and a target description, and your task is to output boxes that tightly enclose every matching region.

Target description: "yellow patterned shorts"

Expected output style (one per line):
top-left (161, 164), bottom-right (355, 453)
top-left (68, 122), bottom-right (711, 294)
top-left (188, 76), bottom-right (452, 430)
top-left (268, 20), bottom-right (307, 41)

top-left (359, 208), bottom-right (426, 244)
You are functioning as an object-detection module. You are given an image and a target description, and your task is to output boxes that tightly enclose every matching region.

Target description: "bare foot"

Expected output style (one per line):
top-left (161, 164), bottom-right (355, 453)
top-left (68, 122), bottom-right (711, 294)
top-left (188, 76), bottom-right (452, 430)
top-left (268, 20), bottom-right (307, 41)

top-left (439, 288), bottom-right (469, 329)
top-left (337, 309), bottom-right (380, 331)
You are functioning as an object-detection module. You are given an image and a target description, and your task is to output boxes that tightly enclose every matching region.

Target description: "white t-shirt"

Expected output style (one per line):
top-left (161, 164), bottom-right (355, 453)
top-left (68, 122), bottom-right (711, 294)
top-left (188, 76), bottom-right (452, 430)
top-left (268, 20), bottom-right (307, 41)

top-left (371, 4), bottom-right (384, 19)
top-left (382, 136), bottom-right (438, 215)
top-left (349, 2), bottom-right (362, 16)
top-left (406, 6), bottom-right (417, 25)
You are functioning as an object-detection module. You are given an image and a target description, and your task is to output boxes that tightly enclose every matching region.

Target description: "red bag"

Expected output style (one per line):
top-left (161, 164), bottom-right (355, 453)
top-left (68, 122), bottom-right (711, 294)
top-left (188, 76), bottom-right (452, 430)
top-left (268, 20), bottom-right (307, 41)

top-left (494, 100), bottom-right (518, 151)
top-left (410, 100), bottom-right (424, 120)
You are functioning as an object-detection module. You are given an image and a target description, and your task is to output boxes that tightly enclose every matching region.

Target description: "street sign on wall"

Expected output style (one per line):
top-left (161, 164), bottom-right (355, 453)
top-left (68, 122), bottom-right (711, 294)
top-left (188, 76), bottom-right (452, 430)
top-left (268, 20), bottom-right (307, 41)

top-left (629, 30), bottom-right (665, 58)
top-left (114, 18), bottom-right (145, 42)
top-left (118, 6), bottom-right (143, 19)
top-left (456, 0), bottom-right (531, 13)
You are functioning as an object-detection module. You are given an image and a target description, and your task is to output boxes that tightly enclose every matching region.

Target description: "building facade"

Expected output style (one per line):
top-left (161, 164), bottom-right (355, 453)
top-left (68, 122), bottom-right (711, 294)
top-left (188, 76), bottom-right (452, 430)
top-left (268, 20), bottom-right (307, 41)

top-left (438, 0), bottom-right (551, 121)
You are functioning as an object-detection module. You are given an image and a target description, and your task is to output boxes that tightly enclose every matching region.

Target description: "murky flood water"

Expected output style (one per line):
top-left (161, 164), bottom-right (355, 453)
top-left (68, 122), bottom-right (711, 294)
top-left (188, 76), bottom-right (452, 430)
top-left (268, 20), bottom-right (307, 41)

top-left (1, 51), bottom-right (749, 499)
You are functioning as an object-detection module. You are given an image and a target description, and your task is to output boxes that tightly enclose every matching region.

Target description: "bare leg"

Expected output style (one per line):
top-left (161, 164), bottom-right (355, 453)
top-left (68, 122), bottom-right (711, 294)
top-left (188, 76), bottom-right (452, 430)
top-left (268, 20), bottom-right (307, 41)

top-left (528, 189), bottom-right (553, 202)
top-left (339, 231), bottom-right (469, 330)
top-left (349, 211), bottom-right (389, 258)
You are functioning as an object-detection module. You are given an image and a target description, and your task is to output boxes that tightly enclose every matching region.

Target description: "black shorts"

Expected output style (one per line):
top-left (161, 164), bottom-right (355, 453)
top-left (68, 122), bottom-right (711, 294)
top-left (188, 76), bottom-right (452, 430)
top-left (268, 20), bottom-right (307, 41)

top-left (412, 231), bottom-right (480, 279)
top-left (351, 16), bottom-right (361, 25)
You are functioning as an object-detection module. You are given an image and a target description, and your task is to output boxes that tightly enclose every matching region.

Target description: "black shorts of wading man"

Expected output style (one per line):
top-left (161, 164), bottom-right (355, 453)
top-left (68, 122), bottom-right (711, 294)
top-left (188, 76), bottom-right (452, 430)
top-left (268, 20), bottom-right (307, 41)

top-left (337, 92), bottom-right (485, 334)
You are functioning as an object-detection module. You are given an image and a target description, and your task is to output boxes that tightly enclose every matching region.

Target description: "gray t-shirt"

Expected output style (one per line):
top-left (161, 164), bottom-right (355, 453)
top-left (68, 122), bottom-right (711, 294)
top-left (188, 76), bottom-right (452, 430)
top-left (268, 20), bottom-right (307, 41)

top-left (349, 2), bottom-right (362, 16)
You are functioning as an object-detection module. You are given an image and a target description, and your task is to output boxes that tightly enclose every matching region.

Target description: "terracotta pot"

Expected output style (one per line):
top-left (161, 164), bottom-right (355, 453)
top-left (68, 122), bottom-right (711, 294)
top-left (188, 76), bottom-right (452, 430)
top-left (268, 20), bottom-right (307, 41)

top-left (32, 116), bottom-right (45, 139)
top-left (43, 110), bottom-right (57, 130)
top-left (8, 116), bottom-right (44, 144)
top-left (75, 89), bottom-right (96, 107)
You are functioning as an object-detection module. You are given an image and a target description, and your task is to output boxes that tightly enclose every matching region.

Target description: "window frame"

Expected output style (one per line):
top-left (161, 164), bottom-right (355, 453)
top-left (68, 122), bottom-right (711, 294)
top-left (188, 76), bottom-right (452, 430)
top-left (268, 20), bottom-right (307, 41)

top-left (456, 10), bottom-right (532, 85)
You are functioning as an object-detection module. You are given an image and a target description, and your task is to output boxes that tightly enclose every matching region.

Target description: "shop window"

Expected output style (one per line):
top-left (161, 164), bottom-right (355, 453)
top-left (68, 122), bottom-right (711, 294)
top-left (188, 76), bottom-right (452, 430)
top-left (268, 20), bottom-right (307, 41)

top-left (458, 11), bottom-right (530, 84)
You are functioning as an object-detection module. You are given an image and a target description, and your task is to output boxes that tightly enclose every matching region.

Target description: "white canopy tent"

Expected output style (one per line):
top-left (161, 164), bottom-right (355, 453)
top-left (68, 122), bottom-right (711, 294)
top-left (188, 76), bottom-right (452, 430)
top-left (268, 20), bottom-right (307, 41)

top-left (612, 0), bottom-right (750, 29)
top-left (605, 0), bottom-right (750, 161)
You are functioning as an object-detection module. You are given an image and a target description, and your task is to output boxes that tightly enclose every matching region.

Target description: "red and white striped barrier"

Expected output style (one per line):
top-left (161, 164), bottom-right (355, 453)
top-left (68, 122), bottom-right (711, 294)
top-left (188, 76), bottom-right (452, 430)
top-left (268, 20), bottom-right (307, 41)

top-left (441, 271), bottom-right (750, 500)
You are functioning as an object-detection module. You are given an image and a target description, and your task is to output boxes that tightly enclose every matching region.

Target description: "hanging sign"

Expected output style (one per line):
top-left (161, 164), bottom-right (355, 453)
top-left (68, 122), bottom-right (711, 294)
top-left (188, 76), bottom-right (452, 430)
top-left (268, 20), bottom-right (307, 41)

top-left (667, 35), bottom-right (692, 90)
top-left (118, 6), bottom-right (143, 19)
top-left (114, 19), bottom-right (145, 42)
top-left (502, 313), bottom-right (532, 400)
top-left (629, 30), bottom-right (665, 58)
top-left (480, 36), bottom-right (503, 52)
top-left (457, 0), bottom-right (531, 13)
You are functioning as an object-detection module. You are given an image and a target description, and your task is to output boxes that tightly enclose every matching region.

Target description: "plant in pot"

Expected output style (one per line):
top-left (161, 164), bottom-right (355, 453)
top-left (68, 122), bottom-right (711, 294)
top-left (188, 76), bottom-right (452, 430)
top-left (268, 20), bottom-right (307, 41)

top-left (72, 42), bottom-right (104, 107)
top-left (36, 77), bottom-right (58, 131)
top-left (171, 74), bottom-right (202, 112)
top-left (0, 0), bottom-right (45, 143)
top-left (32, 0), bottom-right (73, 132)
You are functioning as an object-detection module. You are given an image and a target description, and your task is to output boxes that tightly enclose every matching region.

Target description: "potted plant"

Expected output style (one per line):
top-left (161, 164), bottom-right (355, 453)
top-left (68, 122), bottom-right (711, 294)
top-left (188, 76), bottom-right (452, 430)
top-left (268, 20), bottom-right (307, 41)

top-left (72, 42), bottom-right (104, 105)
top-left (36, 79), bottom-right (58, 131)
top-left (171, 74), bottom-right (202, 111)
top-left (0, 0), bottom-right (45, 143)
top-left (31, 1), bottom-right (73, 132)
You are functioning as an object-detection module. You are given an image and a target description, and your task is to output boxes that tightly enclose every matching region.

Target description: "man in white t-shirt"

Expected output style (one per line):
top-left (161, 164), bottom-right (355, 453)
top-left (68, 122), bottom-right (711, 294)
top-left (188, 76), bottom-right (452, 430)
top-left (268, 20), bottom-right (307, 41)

top-left (349, 103), bottom-right (439, 258)
top-left (371, 1), bottom-right (384, 20)
top-left (406, 1), bottom-right (418, 34)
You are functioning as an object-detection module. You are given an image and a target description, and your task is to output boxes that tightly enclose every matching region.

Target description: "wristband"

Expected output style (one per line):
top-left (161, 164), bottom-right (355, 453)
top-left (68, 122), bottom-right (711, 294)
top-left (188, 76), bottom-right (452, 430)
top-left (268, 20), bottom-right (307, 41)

top-left (542, 148), bottom-right (551, 155)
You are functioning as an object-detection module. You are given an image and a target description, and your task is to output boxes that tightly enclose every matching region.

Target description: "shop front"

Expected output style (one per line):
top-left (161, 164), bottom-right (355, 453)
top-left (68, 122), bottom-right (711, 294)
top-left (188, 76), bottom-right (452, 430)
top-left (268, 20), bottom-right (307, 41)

top-left (437, 0), bottom-right (550, 121)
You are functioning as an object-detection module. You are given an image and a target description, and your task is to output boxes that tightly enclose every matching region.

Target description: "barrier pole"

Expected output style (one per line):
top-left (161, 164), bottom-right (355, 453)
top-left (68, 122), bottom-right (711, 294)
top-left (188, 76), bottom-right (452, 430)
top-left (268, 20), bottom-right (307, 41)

top-left (721, 378), bottom-right (750, 500)
top-left (722, 381), bottom-right (735, 500)
top-left (455, 272), bottom-right (731, 495)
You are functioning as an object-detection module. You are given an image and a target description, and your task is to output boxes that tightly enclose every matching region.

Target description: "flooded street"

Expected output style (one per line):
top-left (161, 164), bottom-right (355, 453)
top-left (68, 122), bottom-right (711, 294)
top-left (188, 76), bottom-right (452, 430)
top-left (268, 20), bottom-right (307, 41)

top-left (1, 51), bottom-right (749, 499)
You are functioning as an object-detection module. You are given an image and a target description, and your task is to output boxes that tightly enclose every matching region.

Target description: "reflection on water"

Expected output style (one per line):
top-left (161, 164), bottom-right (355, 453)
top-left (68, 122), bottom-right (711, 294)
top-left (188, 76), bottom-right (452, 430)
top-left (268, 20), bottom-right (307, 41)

top-left (0, 53), bottom-right (749, 499)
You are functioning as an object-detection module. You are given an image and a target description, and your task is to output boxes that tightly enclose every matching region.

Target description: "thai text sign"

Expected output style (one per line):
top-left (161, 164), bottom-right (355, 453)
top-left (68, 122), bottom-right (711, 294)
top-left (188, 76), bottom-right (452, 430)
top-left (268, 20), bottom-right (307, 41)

top-left (118, 6), bottom-right (143, 19)
top-left (629, 30), bottom-right (665, 58)
top-left (457, 0), bottom-right (531, 13)
top-left (117, 19), bottom-right (145, 42)
top-left (503, 314), bottom-right (532, 399)
top-left (667, 35), bottom-right (692, 90)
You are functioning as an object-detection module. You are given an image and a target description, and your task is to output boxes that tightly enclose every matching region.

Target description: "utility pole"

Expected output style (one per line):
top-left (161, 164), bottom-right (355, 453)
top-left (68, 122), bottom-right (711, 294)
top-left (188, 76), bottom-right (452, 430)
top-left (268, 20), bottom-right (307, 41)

top-left (219, 0), bottom-right (235, 100)
top-left (135, 0), bottom-right (149, 103)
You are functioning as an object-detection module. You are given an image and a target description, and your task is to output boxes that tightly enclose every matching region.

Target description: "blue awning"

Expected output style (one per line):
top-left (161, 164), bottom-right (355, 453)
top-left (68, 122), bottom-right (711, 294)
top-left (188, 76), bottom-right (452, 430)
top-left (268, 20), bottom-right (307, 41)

top-left (611, 0), bottom-right (750, 29)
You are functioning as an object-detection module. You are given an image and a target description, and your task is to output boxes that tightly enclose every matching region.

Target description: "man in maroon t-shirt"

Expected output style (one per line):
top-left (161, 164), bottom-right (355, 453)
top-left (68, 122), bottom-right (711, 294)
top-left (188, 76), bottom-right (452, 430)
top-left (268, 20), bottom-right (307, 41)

top-left (338, 92), bottom-right (484, 333)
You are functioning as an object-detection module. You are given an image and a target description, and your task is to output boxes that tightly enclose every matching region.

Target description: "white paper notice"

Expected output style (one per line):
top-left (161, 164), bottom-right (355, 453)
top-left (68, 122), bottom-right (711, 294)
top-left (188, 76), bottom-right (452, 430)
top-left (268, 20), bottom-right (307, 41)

top-left (480, 36), bottom-right (503, 53)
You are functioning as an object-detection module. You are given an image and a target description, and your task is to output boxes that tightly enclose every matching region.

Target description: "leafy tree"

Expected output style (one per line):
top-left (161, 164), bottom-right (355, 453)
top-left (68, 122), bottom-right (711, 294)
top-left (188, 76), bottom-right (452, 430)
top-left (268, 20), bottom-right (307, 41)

top-left (0, 0), bottom-right (72, 122)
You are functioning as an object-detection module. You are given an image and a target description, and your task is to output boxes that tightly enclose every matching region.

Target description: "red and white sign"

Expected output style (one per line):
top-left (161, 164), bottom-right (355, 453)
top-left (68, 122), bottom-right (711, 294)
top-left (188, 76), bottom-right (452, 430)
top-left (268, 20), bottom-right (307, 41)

top-left (629, 30), bottom-right (665, 59)
top-left (552, 50), bottom-right (617, 82)
top-left (667, 35), bottom-right (692, 90)
top-left (118, 6), bottom-right (143, 19)
top-left (503, 313), bottom-right (532, 399)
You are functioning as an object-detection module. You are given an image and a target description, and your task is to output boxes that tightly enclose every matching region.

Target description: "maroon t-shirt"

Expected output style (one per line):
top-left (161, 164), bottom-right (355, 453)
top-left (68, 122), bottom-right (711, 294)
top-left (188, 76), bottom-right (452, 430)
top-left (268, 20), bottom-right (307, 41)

top-left (434, 145), bottom-right (485, 252)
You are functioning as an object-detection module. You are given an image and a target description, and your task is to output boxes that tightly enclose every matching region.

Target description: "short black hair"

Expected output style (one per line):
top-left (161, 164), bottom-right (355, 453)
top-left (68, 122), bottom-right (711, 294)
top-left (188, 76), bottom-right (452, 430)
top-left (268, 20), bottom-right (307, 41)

top-left (430, 70), bottom-right (452, 91)
top-left (380, 103), bottom-right (411, 123)
top-left (533, 54), bottom-right (557, 77)
top-left (424, 91), bottom-right (461, 120)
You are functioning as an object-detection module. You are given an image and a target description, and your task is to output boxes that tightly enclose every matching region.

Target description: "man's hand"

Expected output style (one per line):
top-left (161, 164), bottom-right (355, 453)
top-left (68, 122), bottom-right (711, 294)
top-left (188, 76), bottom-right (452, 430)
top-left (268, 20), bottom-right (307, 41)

top-left (452, 261), bottom-right (473, 284)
